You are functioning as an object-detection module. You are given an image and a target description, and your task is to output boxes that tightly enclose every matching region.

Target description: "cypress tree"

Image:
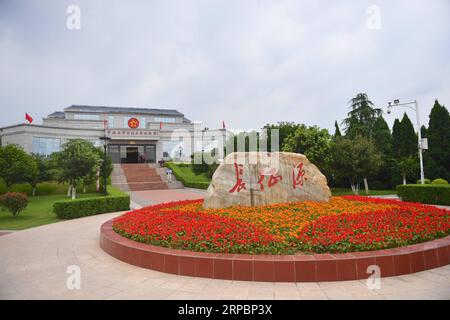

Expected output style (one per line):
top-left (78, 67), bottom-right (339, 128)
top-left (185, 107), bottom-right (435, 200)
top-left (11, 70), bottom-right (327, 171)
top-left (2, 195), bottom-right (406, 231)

top-left (334, 121), bottom-right (342, 138)
top-left (372, 116), bottom-right (392, 156)
top-left (399, 113), bottom-right (417, 159)
top-left (426, 100), bottom-right (450, 180)
top-left (420, 125), bottom-right (427, 139)
top-left (392, 118), bottom-right (402, 159)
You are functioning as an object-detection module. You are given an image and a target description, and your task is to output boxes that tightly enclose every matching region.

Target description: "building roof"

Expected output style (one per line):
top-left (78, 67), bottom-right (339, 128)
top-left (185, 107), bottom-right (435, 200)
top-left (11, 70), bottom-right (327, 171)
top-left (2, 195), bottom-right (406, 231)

top-left (47, 111), bottom-right (66, 119)
top-left (64, 105), bottom-right (184, 117)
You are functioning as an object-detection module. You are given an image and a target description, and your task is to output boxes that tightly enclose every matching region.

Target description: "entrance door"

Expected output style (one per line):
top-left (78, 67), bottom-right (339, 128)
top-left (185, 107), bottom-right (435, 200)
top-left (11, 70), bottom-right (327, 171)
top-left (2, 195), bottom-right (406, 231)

top-left (126, 147), bottom-right (139, 163)
top-left (145, 145), bottom-right (156, 163)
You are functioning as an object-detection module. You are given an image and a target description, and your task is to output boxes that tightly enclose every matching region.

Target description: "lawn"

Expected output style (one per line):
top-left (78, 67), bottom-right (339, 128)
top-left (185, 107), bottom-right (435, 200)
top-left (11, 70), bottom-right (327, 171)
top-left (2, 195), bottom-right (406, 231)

top-left (0, 180), bottom-right (98, 196)
top-left (0, 193), bottom-right (99, 230)
top-left (165, 162), bottom-right (210, 189)
top-left (171, 165), bottom-right (210, 183)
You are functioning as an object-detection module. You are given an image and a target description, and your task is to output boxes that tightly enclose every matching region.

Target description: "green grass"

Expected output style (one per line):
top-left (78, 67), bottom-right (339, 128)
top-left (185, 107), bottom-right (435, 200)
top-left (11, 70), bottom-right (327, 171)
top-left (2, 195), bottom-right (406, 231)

top-left (0, 180), bottom-right (98, 196)
top-left (0, 186), bottom-right (125, 230)
top-left (331, 188), bottom-right (396, 196)
top-left (165, 162), bottom-right (211, 189)
top-left (171, 165), bottom-right (211, 183)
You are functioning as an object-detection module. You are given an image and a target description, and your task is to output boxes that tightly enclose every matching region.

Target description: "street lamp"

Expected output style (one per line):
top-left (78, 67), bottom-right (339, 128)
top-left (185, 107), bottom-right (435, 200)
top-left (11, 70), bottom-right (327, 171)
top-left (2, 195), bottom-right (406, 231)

top-left (99, 135), bottom-right (111, 195)
top-left (386, 99), bottom-right (426, 184)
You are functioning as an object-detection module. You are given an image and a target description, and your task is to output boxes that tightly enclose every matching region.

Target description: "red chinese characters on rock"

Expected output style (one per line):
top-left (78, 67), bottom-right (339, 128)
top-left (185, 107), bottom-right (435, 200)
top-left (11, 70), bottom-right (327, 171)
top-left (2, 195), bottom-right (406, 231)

top-left (257, 168), bottom-right (283, 191)
top-left (228, 162), bottom-right (307, 193)
top-left (229, 163), bottom-right (247, 193)
top-left (292, 163), bottom-right (307, 189)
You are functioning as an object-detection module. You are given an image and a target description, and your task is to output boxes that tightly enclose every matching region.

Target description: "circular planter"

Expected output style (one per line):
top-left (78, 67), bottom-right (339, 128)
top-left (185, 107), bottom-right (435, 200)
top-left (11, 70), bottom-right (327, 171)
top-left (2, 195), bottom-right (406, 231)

top-left (100, 219), bottom-right (450, 282)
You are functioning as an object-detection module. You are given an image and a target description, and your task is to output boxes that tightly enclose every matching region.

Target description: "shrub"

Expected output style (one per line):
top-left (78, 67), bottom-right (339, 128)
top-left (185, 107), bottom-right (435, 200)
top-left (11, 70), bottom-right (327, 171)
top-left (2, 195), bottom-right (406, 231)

top-left (416, 178), bottom-right (431, 184)
top-left (432, 178), bottom-right (449, 185)
top-left (397, 184), bottom-right (450, 205)
top-left (0, 192), bottom-right (28, 216)
top-left (54, 189), bottom-right (130, 219)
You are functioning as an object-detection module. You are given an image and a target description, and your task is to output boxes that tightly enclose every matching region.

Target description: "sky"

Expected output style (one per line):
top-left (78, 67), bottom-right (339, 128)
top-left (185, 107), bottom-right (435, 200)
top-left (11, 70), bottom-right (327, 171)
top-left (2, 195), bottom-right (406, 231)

top-left (0, 0), bottom-right (449, 133)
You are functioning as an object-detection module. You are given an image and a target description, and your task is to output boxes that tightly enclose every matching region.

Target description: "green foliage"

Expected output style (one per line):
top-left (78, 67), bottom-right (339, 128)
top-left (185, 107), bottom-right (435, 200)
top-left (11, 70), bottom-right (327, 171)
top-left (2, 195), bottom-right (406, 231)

top-left (333, 121), bottom-right (342, 138)
top-left (342, 93), bottom-right (382, 139)
top-left (165, 162), bottom-right (210, 189)
top-left (397, 184), bottom-right (450, 205)
top-left (392, 113), bottom-right (417, 159)
top-left (225, 130), bottom-right (261, 155)
top-left (416, 178), bottom-right (431, 184)
top-left (431, 178), bottom-right (449, 185)
top-left (53, 188), bottom-right (130, 219)
top-left (191, 152), bottom-right (219, 178)
top-left (23, 154), bottom-right (52, 196)
top-left (425, 100), bottom-right (450, 181)
top-left (330, 136), bottom-right (383, 192)
top-left (51, 139), bottom-right (102, 198)
top-left (0, 192), bottom-right (28, 216)
top-left (282, 124), bottom-right (331, 172)
top-left (372, 116), bottom-right (392, 157)
top-left (395, 156), bottom-right (418, 184)
top-left (262, 122), bottom-right (303, 152)
top-left (0, 144), bottom-right (34, 190)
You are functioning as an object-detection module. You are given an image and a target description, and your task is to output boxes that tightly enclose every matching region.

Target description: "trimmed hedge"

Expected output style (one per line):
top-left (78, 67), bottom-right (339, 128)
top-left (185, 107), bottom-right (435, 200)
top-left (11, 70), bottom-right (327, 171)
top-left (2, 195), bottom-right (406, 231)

top-left (165, 162), bottom-right (210, 190)
top-left (53, 188), bottom-right (130, 219)
top-left (397, 184), bottom-right (450, 205)
top-left (432, 178), bottom-right (449, 185)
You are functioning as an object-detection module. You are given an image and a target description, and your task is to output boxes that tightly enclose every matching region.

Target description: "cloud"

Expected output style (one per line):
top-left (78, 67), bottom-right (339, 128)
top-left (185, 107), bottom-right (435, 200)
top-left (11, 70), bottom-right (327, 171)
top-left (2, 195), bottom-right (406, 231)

top-left (0, 0), bottom-right (449, 132)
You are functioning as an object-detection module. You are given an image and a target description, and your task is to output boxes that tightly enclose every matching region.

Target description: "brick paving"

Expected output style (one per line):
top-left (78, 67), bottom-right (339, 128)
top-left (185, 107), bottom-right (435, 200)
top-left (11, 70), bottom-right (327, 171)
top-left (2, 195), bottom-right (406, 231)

top-left (0, 189), bottom-right (449, 300)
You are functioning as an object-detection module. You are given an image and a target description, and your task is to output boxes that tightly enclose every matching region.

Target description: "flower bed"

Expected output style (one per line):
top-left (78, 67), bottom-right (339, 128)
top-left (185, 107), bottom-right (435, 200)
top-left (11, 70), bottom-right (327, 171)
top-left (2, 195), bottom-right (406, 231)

top-left (112, 196), bottom-right (450, 254)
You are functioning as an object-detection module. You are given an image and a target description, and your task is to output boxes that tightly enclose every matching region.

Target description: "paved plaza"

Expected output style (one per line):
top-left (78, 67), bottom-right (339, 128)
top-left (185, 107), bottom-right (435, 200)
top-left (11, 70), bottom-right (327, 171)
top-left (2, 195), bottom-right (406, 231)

top-left (0, 189), bottom-right (449, 300)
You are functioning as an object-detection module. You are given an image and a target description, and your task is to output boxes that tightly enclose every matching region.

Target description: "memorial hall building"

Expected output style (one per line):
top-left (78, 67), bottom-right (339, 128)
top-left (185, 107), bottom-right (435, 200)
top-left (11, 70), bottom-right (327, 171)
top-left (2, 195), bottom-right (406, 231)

top-left (0, 105), bottom-right (225, 164)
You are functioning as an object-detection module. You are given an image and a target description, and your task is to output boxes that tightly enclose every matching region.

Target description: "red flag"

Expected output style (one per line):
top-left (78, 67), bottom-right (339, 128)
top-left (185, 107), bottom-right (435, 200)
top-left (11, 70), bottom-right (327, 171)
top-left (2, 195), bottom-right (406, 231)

top-left (222, 120), bottom-right (226, 129)
top-left (160, 121), bottom-right (162, 130)
top-left (103, 120), bottom-right (108, 129)
top-left (25, 113), bottom-right (33, 123)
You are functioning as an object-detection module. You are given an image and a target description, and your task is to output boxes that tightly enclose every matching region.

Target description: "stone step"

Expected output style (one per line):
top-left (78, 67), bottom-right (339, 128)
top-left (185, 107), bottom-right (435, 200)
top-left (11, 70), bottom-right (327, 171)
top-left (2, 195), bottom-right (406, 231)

top-left (128, 182), bottom-right (168, 191)
top-left (112, 163), bottom-right (184, 191)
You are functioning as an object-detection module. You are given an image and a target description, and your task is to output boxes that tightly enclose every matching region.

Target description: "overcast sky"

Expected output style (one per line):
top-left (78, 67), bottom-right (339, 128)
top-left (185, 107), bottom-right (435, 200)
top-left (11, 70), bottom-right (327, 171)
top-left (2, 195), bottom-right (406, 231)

top-left (1, 0), bottom-right (449, 132)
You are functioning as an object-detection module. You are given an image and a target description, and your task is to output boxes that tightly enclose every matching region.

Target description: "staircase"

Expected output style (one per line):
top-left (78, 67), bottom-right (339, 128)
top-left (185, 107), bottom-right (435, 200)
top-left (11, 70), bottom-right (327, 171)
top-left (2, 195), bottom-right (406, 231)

top-left (112, 164), bottom-right (183, 191)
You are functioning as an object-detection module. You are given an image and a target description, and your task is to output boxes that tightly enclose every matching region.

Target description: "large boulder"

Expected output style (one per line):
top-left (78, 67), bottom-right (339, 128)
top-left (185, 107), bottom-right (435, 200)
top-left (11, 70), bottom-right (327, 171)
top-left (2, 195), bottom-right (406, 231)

top-left (203, 152), bottom-right (331, 208)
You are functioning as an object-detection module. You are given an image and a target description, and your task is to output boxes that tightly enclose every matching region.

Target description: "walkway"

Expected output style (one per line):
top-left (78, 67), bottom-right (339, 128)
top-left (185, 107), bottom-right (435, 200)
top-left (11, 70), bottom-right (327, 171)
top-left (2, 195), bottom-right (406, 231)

top-left (0, 189), bottom-right (449, 300)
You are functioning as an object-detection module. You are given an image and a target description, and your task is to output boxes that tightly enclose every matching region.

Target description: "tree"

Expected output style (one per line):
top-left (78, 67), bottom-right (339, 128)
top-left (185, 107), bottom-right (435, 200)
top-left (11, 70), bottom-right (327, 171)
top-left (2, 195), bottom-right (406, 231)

top-left (334, 121), bottom-right (342, 138)
top-left (24, 154), bottom-right (51, 196)
top-left (371, 116), bottom-right (394, 189)
top-left (0, 144), bottom-right (32, 190)
top-left (262, 122), bottom-right (302, 152)
top-left (282, 125), bottom-right (332, 173)
top-left (395, 156), bottom-right (418, 185)
top-left (330, 137), bottom-right (382, 194)
top-left (342, 93), bottom-right (382, 139)
top-left (392, 113), bottom-right (417, 159)
top-left (52, 139), bottom-right (101, 199)
top-left (426, 100), bottom-right (450, 180)
top-left (372, 116), bottom-right (392, 157)
top-left (420, 125), bottom-right (428, 139)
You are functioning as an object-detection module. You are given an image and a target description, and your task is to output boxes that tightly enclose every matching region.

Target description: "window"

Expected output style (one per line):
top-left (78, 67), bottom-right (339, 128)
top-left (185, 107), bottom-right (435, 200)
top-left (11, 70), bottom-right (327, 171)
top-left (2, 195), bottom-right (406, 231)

top-left (74, 114), bottom-right (100, 120)
top-left (108, 116), bottom-right (114, 128)
top-left (140, 117), bottom-right (146, 129)
top-left (155, 117), bottom-right (176, 123)
top-left (32, 137), bottom-right (61, 155)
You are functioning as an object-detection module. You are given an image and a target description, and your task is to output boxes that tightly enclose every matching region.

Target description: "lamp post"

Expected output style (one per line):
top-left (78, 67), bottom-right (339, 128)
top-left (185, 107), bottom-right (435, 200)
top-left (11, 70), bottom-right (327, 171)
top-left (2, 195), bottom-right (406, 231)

top-left (386, 99), bottom-right (426, 184)
top-left (99, 135), bottom-right (111, 195)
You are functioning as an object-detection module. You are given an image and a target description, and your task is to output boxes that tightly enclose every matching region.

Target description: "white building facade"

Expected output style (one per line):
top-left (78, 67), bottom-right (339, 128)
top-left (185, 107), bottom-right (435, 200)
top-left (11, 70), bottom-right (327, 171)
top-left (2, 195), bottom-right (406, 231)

top-left (0, 105), bottom-right (227, 164)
